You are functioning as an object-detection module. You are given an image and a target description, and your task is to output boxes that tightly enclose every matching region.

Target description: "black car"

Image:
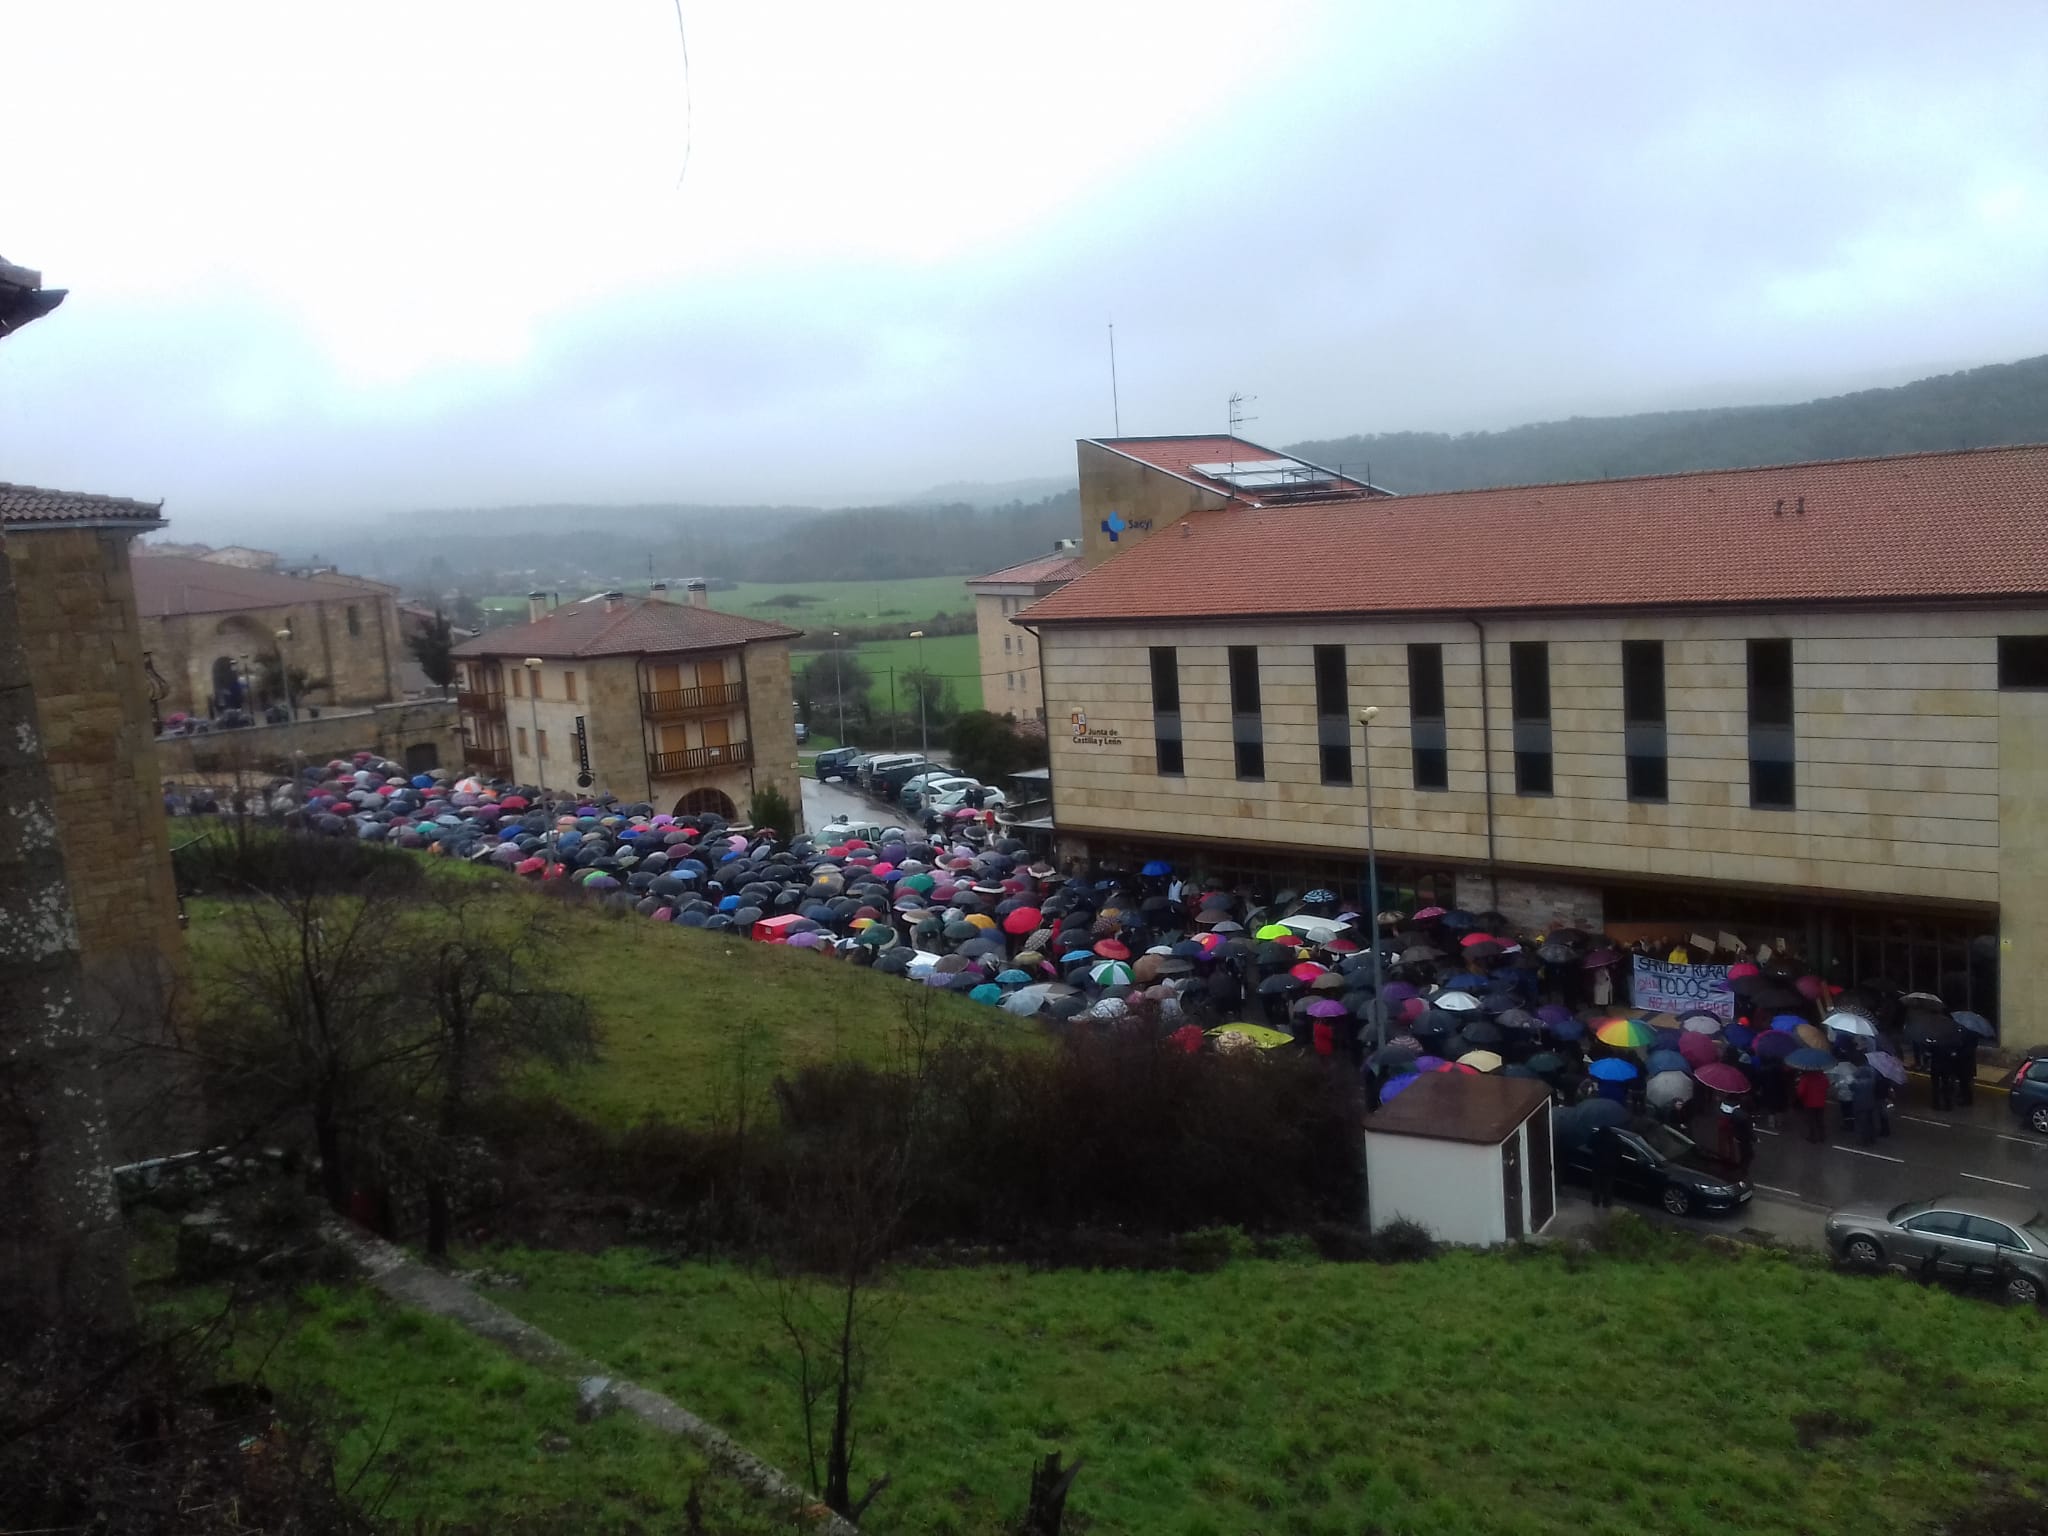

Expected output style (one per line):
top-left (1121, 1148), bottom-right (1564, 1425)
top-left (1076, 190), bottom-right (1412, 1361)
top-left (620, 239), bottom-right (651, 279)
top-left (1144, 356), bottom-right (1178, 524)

top-left (814, 747), bottom-right (860, 782)
top-left (2012, 1050), bottom-right (2048, 1136)
top-left (1559, 1121), bottom-right (1752, 1218)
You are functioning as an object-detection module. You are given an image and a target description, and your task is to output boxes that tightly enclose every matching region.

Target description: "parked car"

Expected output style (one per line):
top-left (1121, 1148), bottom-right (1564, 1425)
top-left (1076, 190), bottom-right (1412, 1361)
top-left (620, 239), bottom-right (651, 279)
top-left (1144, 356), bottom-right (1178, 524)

top-left (1826, 1195), bottom-right (2048, 1305)
top-left (933, 783), bottom-right (1007, 812)
top-left (818, 819), bottom-right (894, 846)
top-left (857, 753), bottom-right (923, 792)
top-left (873, 759), bottom-right (938, 797)
top-left (814, 746), bottom-right (860, 782)
top-left (1557, 1121), bottom-right (1751, 1217)
top-left (794, 721), bottom-right (808, 744)
top-left (2010, 1049), bottom-right (2048, 1135)
top-left (904, 775), bottom-right (978, 810)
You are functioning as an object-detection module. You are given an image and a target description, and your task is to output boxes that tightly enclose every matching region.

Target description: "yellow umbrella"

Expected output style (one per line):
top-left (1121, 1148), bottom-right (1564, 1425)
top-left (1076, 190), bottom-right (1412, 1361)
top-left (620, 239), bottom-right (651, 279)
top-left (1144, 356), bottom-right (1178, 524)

top-left (1795, 1023), bottom-right (1829, 1050)
top-left (1207, 1023), bottom-right (1294, 1049)
top-left (1256, 923), bottom-right (1293, 940)
top-left (964, 913), bottom-right (998, 930)
top-left (1458, 1049), bottom-right (1504, 1073)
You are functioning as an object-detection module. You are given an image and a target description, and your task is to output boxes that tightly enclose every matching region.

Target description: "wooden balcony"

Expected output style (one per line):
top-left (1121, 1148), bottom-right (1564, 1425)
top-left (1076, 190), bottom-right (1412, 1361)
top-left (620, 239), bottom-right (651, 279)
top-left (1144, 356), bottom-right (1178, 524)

top-left (642, 680), bottom-right (747, 718)
top-left (458, 688), bottom-right (505, 716)
top-left (469, 744), bottom-right (513, 775)
top-left (647, 740), bottom-right (752, 779)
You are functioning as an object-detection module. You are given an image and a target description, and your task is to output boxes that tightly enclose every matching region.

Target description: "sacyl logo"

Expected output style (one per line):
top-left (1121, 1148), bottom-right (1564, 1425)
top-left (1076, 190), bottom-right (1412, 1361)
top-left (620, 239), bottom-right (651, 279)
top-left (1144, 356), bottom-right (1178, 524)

top-left (1100, 510), bottom-right (1127, 541)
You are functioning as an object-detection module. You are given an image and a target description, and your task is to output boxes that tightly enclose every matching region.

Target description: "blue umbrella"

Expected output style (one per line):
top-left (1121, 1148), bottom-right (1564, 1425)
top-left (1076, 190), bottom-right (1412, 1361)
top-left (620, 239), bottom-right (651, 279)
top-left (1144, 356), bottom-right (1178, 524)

top-left (1142, 860), bottom-right (1172, 877)
top-left (969, 983), bottom-right (1004, 1005)
top-left (994, 969), bottom-right (1033, 985)
top-left (1768, 1013), bottom-right (1805, 1033)
top-left (1754, 1031), bottom-right (1799, 1060)
top-left (718, 894), bottom-right (742, 912)
top-left (1588, 1057), bottom-right (1639, 1082)
top-left (1954, 1012), bottom-right (1997, 1038)
top-left (1547, 1018), bottom-right (1586, 1041)
top-left (1786, 1047), bottom-right (1834, 1071)
top-left (1379, 1072), bottom-right (1420, 1102)
top-left (1652, 1027), bottom-right (1684, 1051)
top-left (1724, 1023), bottom-right (1755, 1049)
top-left (1648, 1049), bottom-right (1689, 1076)
top-left (1061, 949), bottom-right (1095, 963)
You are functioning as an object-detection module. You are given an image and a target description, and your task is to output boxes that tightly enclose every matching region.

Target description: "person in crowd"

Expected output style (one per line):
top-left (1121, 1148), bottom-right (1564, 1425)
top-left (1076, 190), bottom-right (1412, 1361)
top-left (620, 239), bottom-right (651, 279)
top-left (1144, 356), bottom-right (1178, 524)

top-left (1590, 1128), bottom-right (1621, 1209)
top-left (1796, 1068), bottom-right (1830, 1142)
top-left (1850, 1060), bottom-right (1881, 1146)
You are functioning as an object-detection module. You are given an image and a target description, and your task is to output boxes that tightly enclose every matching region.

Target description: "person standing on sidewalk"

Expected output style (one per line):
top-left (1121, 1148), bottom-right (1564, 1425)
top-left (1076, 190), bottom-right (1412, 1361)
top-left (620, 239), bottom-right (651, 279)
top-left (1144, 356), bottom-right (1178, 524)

top-left (1796, 1068), bottom-right (1830, 1142)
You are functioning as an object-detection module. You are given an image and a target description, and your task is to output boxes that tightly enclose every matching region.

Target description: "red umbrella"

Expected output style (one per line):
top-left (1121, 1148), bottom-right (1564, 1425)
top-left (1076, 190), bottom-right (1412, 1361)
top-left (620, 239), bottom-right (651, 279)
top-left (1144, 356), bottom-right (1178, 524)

top-left (1093, 938), bottom-right (1130, 960)
top-left (1695, 1061), bottom-right (1750, 1095)
top-left (1460, 932), bottom-right (1500, 948)
top-left (1290, 961), bottom-right (1327, 982)
top-left (1727, 961), bottom-right (1761, 981)
top-left (1002, 905), bottom-right (1043, 935)
top-left (1677, 1031), bottom-right (1720, 1067)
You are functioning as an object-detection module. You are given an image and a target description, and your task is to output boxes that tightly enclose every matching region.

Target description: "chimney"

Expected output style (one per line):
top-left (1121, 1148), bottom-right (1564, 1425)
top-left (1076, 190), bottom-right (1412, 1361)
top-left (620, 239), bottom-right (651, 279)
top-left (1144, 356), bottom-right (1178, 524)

top-left (527, 590), bottom-right (547, 622)
top-left (685, 580), bottom-right (709, 608)
top-left (602, 590), bottom-right (625, 613)
top-left (649, 581), bottom-right (670, 601)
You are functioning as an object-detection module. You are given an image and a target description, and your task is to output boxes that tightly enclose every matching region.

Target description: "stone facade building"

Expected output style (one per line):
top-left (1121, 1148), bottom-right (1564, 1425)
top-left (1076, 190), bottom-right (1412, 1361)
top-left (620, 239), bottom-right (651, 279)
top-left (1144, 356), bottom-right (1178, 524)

top-left (1018, 439), bottom-right (2048, 1046)
top-left (452, 583), bottom-right (804, 825)
top-left (2, 483), bottom-right (188, 1153)
top-left (132, 553), bottom-right (404, 718)
top-left (967, 550), bottom-right (1080, 721)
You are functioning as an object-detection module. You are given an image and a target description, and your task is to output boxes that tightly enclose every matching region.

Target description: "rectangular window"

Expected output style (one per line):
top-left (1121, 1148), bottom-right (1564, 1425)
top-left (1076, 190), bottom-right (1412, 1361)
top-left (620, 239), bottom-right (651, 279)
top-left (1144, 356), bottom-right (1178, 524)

top-left (515, 725), bottom-right (528, 754)
top-left (1748, 638), bottom-right (1795, 809)
top-left (1228, 645), bottom-right (1263, 780)
top-left (1621, 639), bottom-right (1667, 802)
top-left (511, 669), bottom-right (524, 698)
top-left (1314, 644), bottom-right (1351, 785)
top-left (346, 604), bottom-right (361, 637)
top-left (529, 671), bottom-right (544, 700)
top-left (1509, 641), bottom-right (1552, 796)
top-left (564, 669), bottom-right (577, 702)
top-left (1999, 635), bottom-right (2048, 689)
top-left (537, 728), bottom-right (550, 760)
top-left (1150, 646), bottom-right (1184, 776)
top-left (1407, 643), bottom-right (1448, 791)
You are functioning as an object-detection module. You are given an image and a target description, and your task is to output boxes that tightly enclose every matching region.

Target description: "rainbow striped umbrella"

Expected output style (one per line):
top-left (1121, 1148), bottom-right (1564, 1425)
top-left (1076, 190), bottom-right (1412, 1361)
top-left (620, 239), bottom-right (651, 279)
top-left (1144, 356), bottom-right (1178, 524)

top-left (1594, 1016), bottom-right (1656, 1049)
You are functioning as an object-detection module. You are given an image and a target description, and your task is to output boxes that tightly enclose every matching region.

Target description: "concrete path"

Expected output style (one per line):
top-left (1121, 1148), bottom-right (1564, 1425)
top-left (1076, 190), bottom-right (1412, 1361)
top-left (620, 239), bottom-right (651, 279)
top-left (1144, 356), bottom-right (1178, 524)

top-left (325, 1220), bottom-right (855, 1535)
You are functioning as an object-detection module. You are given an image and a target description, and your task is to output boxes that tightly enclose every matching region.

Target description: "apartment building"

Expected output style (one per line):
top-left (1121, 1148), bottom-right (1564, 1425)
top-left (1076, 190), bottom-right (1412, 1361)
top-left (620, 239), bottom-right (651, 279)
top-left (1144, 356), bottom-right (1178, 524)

top-left (451, 583), bottom-right (802, 823)
top-left (1017, 440), bottom-right (2048, 1044)
top-left (967, 550), bottom-right (1081, 719)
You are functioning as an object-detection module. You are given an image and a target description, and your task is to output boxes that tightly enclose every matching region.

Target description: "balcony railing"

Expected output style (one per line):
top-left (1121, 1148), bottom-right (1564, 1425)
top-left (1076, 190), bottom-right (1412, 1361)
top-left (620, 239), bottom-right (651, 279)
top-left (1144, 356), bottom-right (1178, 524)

top-left (647, 740), bottom-right (752, 778)
top-left (469, 744), bottom-right (512, 774)
top-left (457, 688), bottom-right (505, 715)
top-left (642, 681), bottom-right (747, 718)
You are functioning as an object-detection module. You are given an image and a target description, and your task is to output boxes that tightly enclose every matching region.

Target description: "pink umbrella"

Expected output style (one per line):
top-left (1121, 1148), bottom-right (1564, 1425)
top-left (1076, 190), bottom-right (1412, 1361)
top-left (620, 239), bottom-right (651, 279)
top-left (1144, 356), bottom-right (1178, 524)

top-left (1677, 1031), bottom-right (1720, 1067)
top-left (1304, 997), bottom-right (1349, 1018)
top-left (1414, 906), bottom-right (1447, 921)
top-left (1727, 961), bottom-right (1761, 981)
top-left (1290, 961), bottom-right (1327, 982)
top-left (1695, 1061), bottom-right (1750, 1095)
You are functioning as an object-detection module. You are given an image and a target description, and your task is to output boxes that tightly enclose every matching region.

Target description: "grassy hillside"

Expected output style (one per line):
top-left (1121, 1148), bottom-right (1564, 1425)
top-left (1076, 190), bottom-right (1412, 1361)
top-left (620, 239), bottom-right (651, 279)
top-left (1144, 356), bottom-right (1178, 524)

top-left (491, 1233), bottom-right (2048, 1536)
top-left (1290, 353), bottom-right (2048, 493)
top-left (184, 882), bottom-right (999, 1128)
top-left (711, 576), bottom-right (974, 629)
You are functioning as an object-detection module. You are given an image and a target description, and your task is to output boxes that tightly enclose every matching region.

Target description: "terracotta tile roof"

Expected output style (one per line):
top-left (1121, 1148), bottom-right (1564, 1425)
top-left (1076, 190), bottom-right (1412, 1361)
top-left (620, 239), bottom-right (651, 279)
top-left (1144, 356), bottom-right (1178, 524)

top-left (452, 597), bottom-right (801, 659)
top-left (968, 553), bottom-right (1084, 587)
top-left (1023, 445), bottom-right (2048, 625)
top-left (132, 555), bottom-right (385, 617)
top-left (0, 481), bottom-right (164, 529)
top-left (1086, 435), bottom-right (1384, 505)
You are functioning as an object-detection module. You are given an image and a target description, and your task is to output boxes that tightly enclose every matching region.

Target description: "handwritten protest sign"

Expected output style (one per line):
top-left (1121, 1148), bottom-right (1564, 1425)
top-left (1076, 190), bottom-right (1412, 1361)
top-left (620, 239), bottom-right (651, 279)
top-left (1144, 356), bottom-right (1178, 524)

top-left (1630, 956), bottom-right (1734, 1020)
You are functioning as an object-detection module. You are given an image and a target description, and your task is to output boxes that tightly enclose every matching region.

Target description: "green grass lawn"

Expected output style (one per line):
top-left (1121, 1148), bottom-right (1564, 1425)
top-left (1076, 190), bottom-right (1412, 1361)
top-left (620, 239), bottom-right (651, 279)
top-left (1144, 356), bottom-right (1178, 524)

top-left (482, 1232), bottom-right (2048, 1536)
top-left (133, 1227), bottom-right (802, 1533)
top-left (710, 576), bottom-right (974, 629)
top-left (184, 876), bottom-right (1000, 1128)
top-left (829, 632), bottom-right (984, 715)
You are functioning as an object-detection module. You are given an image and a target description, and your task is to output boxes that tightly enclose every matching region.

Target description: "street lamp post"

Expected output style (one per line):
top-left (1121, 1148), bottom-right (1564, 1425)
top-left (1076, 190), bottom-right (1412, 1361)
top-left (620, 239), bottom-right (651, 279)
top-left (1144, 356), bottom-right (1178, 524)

top-left (1359, 706), bottom-right (1386, 1053)
top-left (524, 657), bottom-right (546, 796)
top-left (272, 630), bottom-right (296, 720)
top-left (909, 629), bottom-right (928, 758)
top-left (831, 630), bottom-right (846, 744)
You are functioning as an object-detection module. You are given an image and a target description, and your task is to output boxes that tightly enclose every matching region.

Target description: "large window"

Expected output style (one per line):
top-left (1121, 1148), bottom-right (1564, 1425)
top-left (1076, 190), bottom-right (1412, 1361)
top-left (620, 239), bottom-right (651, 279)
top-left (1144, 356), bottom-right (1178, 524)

top-left (1998, 636), bottom-right (2048, 689)
top-left (1621, 639), bottom-right (1667, 802)
top-left (1407, 643), bottom-right (1448, 791)
top-left (1509, 641), bottom-right (1552, 796)
top-left (1228, 645), bottom-right (1264, 780)
top-left (1314, 645), bottom-right (1351, 785)
top-left (564, 669), bottom-right (578, 702)
top-left (1748, 638), bottom-right (1795, 809)
top-left (1150, 646), bottom-right (1184, 776)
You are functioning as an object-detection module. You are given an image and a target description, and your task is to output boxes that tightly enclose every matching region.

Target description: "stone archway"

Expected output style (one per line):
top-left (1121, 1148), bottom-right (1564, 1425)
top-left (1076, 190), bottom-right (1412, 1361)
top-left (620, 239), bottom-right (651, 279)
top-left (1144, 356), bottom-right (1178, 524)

top-left (673, 787), bottom-right (737, 820)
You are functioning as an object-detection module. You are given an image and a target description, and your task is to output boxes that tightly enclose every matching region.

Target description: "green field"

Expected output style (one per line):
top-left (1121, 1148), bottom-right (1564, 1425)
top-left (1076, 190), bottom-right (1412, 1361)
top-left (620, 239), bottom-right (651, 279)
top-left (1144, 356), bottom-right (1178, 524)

top-left (486, 1234), bottom-right (2048, 1536)
top-left (709, 576), bottom-right (974, 629)
top-left (184, 879), bottom-right (1000, 1128)
top-left (836, 632), bottom-right (984, 715)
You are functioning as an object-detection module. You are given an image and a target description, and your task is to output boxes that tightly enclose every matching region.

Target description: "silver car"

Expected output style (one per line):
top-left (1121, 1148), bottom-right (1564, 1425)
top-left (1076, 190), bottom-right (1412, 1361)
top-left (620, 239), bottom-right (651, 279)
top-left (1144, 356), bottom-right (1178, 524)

top-left (1825, 1195), bottom-right (2048, 1305)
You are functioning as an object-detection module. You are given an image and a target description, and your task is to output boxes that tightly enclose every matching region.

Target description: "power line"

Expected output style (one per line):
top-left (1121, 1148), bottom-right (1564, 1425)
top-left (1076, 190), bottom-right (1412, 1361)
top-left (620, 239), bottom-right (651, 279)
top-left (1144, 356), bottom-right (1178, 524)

top-left (670, 0), bottom-right (693, 190)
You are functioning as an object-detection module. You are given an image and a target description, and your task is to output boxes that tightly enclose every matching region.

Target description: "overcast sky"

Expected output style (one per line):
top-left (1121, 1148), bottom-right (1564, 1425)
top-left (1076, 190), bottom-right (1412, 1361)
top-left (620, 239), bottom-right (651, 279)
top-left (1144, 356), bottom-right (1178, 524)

top-left (5, 1), bottom-right (2047, 535)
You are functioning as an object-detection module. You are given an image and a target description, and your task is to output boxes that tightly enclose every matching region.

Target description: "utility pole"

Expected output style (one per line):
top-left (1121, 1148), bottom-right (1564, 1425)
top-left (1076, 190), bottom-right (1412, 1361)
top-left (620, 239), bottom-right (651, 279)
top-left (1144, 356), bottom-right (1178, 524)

top-left (1359, 707), bottom-right (1385, 1054)
top-left (887, 669), bottom-right (897, 750)
top-left (0, 254), bottom-right (134, 1333)
top-left (831, 630), bottom-right (845, 744)
top-left (909, 630), bottom-right (928, 758)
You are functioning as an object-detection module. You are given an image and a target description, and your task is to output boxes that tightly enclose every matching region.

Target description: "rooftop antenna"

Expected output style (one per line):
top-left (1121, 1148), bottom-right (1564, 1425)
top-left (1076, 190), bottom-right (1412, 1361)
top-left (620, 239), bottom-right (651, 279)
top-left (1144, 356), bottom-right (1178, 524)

top-left (1228, 392), bottom-right (1257, 439)
top-left (1108, 321), bottom-right (1121, 436)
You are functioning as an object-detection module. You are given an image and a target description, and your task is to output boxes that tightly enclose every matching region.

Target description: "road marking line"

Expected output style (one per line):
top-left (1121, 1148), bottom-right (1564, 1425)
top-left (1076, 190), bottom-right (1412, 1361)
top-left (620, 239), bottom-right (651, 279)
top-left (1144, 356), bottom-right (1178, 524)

top-left (1755, 1127), bottom-right (1780, 1137)
top-left (1832, 1146), bottom-right (1905, 1164)
top-left (1753, 1184), bottom-right (1801, 1198)
top-left (1898, 1115), bottom-right (1950, 1128)
top-left (1999, 1135), bottom-right (2043, 1149)
top-left (1960, 1171), bottom-right (2033, 1190)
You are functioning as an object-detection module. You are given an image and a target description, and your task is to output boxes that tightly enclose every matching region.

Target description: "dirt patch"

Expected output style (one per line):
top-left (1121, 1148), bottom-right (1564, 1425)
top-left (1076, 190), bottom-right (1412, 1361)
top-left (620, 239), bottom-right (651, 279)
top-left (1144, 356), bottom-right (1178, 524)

top-left (1791, 1408), bottom-right (1873, 1450)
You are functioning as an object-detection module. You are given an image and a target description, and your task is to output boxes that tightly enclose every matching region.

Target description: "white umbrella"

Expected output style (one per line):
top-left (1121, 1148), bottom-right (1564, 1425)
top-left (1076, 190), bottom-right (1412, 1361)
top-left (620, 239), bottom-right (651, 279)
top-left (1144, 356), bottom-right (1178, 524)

top-left (1434, 991), bottom-right (1481, 1013)
top-left (1680, 1014), bottom-right (1723, 1034)
top-left (1822, 1011), bottom-right (1877, 1038)
top-left (1646, 1070), bottom-right (1695, 1108)
top-left (1458, 1049), bottom-right (1504, 1073)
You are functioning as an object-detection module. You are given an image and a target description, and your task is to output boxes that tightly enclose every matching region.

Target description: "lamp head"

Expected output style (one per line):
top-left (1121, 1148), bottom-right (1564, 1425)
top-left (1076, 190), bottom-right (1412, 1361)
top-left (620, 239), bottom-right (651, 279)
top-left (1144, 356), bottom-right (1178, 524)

top-left (274, 628), bottom-right (292, 642)
top-left (1358, 705), bottom-right (1379, 724)
top-left (909, 629), bottom-right (925, 639)
top-left (523, 656), bottom-right (543, 670)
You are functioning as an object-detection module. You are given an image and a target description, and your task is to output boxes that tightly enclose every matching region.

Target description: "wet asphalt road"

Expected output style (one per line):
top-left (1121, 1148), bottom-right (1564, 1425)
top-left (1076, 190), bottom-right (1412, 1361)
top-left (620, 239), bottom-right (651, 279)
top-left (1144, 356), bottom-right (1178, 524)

top-left (801, 770), bottom-right (880, 832)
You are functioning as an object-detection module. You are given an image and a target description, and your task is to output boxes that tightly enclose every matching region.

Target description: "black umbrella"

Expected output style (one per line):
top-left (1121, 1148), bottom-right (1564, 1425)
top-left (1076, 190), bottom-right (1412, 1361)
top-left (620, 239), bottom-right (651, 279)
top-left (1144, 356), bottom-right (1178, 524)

top-left (1258, 973), bottom-right (1304, 996)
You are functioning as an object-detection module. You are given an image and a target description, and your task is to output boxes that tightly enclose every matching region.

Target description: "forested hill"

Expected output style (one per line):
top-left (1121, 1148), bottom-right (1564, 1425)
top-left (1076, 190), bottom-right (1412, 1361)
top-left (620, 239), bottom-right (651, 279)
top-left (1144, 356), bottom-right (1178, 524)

top-left (1286, 355), bottom-right (2048, 493)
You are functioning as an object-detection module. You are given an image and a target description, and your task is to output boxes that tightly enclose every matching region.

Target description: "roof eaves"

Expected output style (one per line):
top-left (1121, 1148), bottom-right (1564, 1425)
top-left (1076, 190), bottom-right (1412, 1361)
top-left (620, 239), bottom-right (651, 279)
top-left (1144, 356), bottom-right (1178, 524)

top-left (1079, 439), bottom-right (1252, 504)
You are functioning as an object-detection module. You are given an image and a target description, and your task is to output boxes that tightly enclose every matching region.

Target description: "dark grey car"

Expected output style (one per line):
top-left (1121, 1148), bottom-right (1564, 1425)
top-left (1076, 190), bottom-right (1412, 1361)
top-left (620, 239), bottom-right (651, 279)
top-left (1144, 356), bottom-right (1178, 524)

top-left (1825, 1195), bottom-right (2048, 1305)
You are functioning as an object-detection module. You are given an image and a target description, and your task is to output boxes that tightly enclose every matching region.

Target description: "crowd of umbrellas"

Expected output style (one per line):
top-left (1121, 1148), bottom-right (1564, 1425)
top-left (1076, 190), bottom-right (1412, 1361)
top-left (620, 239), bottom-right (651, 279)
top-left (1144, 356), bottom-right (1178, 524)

top-left (264, 755), bottom-right (1997, 1088)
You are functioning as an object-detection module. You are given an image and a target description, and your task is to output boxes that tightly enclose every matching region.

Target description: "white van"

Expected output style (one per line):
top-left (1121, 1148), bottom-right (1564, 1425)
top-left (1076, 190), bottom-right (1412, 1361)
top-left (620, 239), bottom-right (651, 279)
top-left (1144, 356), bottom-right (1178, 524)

top-left (858, 753), bottom-right (924, 791)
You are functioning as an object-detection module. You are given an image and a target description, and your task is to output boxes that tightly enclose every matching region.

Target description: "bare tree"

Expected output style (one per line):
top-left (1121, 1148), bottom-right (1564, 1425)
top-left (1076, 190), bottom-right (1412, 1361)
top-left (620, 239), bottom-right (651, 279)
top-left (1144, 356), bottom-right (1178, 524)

top-left (398, 886), bottom-right (595, 1259)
